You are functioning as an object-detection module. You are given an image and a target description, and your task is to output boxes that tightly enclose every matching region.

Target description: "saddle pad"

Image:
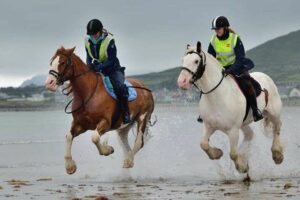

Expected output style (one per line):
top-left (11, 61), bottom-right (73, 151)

top-left (102, 76), bottom-right (137, 101)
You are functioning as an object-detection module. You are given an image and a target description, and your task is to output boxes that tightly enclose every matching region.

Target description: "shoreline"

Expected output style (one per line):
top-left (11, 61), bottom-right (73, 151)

top-left (0, 100), bottom-right (299, 112)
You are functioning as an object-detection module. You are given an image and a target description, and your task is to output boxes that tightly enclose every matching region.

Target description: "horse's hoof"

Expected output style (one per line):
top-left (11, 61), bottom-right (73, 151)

top-left (208, 148), bottom-right (223, 160)
top-left (236, 162), bottom-right (249, 174)
top-left (123, 159), bottom-right (134, 168)
top-left (272, 151), bottom-right (284, 164)
top-left (100, 146), bottom-right (114, 156)
top-left (239, 164), bottom-right (249, 174)
top-left (235, 157), bottom-right (249, 174)
top-left (65, 160), bottom-right (77, 175)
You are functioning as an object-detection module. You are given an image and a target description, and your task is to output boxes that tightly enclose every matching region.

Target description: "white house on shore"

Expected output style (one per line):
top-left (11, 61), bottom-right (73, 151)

top-left (289, 88), bottom-right (300, 98)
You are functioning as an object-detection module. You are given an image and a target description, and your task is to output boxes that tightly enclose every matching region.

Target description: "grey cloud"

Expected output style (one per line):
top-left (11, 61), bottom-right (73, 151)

top-left (0, 0), bottom-right (299, 80)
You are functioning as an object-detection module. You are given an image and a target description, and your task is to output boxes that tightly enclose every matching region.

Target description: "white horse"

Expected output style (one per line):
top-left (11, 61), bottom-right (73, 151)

top-left (177, 41), bottom-right (283, 173)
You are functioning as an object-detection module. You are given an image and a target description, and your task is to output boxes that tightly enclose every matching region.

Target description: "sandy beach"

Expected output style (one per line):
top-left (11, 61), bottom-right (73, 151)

top-left (1, 177), bottom-right (300, 199)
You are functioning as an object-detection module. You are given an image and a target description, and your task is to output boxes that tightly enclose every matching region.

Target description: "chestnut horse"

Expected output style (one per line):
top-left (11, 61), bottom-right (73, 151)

top-left (45, 47), bottom-right (154, 174)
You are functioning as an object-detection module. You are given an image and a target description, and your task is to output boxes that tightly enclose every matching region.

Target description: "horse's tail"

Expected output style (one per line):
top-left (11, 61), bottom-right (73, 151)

top-left (149, 115), bottom-right (157, 127)
top-left (141, 115), bottom-right (157, 144)
top-left (263, 88), bottom-right (269, 107)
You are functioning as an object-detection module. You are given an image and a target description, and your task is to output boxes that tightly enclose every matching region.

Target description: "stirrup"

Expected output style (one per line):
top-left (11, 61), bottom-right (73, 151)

top-left (123, 113), bottom-right (132, 124)
top-left (197, 115), bottom-right (203, 123)
top-left (253, 109), bottom-right (263, 122)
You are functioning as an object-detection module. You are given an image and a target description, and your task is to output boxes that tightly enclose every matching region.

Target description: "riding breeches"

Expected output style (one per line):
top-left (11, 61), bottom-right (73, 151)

top-left (108, 70), bottom-right (129, 100)
top-left (235, 72), bottom-right (255, 96)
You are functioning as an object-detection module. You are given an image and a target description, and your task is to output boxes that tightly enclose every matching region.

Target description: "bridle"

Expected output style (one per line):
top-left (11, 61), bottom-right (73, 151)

top-left (180, 51), bottom-right (225, 96)
top-left (49, 56), bottom-right (91, 86)
top-left (181, 51), bottom-right (207, 84)
top-left (48, 55), bottom-right (98, 114)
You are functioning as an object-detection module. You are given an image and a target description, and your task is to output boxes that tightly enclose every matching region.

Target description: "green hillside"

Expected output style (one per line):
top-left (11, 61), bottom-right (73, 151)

top-left (129, 67), bottom-right (181, 90)
top-left (131, 29), bottom-right (300, 89)
top-left (247, 29), bottom-right (300, 83)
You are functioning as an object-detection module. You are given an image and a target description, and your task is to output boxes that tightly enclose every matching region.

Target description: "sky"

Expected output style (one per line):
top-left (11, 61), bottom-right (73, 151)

top-left (0, 0), bottom-right (300, 87)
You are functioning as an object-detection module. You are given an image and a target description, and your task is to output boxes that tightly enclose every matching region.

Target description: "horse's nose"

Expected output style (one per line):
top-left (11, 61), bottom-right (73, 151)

top-left (45, 76), bottom-right (58, 91)
top-left (177, 76), bottom-right (188, 88)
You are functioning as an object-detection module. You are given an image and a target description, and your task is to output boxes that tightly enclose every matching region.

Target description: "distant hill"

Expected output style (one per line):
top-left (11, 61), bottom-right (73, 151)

top-left (20, 74), bottom-right (47, 87)
top-left (133, 29), bottom-right (300, 88)
top-left (129, 67), bottom-right (181, 90)
top-left (247, 29), bottom-right (300, 83)
top-left (20, 29), bottom-right (300, 89)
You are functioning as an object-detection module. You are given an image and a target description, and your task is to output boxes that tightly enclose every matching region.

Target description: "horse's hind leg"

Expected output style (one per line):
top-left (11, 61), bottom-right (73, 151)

top-left (239, 125), bottom-right (254, 170)
top-left (91, 120), bottom-right (114, 156)
top-left (117, 125), bottom-right (134, 168)
top-left (133, 113), bottom-right (150, 154)
top-left (266, 112), bottom-right (283, 164)
top-left (228, 128), bottom-right (249, 173)
top-left (200, 123), bottom-right (223, 159)
top-left (120, 112), bottom-right (150, 168)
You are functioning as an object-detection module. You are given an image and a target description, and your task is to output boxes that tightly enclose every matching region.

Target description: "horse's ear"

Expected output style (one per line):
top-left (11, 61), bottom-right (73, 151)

top-left (70, 46), bottom-right (76, 54)
top-left (186, 44), bottom-right (190, 49)
top-left (196, 41), bottom-right (201, 53)
top-left (66, 46), bottom-right (76, 56)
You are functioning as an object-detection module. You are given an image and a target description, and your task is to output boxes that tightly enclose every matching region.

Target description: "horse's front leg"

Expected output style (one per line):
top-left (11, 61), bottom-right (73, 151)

top-left (228, 128), bottom-right (249, 173)
top-left (200, 123), bottom-right (223, 159)
top-left (65, 124), bottom-right (85, 175)
top-left (91, 119), bottom-right (114, 156)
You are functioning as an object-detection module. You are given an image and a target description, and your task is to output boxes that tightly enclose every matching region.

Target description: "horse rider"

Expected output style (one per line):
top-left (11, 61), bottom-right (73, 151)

top-left (206, 16), bottom-right (263, 122)
top-left (85, 19), bottom-right (131, 124)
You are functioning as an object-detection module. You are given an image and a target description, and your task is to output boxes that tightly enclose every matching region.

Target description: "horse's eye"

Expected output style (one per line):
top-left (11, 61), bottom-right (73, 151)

top-left (195, 60), bottom-right (199, 64)
top-left (60, 61), bottom-right (65, 65)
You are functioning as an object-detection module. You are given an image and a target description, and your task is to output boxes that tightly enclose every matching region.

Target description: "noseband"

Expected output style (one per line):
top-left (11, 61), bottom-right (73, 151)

top-left (49, 57), bottom-right (72, 85)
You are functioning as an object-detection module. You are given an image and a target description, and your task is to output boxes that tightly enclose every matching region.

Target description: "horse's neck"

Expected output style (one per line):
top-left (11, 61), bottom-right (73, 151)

top-left (195, 53), bottom-right (232, 101)
top-left (69, 56), bottom-right (101, 99)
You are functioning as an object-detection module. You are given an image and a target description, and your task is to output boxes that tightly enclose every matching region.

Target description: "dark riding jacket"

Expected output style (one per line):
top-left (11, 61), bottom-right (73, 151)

top-left (208, 31), bottom-right (254, 76)
top-left (85, 34), bottom-right (122, 76)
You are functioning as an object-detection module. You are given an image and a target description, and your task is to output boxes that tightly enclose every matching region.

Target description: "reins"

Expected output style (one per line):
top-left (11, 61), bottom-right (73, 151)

top-left (64, 73), bottom-right (99, 114)
top-left (127, 85), bottom-right (152, 92)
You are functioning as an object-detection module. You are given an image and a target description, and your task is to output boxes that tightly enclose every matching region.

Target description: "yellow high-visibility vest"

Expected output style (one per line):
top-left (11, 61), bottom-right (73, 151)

top-left (210, 32), bottom-right (238, 67)
top-left (85, 34), bottom-right (114, 63)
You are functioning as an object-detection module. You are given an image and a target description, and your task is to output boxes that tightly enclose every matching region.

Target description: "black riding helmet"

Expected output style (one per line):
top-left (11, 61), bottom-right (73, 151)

top-left (87, 19), bottom-right (103, 35)
top-left (211, 16), bottom-right (230, 30)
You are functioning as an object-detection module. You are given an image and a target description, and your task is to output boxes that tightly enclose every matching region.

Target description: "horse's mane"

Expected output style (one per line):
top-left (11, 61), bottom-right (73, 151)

top-left (185, 46), bottom-right (223, 70)
top-left (50, 46), bottom-right (86, 67)
top-left (205, 51), bottom-right (223, 69)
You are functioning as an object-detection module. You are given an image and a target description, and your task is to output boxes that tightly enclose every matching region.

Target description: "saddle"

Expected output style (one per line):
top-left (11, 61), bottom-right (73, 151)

top-left (231, 74), bottom-right (267, 121)
top-left (101, 75), bottom-right (137, 101)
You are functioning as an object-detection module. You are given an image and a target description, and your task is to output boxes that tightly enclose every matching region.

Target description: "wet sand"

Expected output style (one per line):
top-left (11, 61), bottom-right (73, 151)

top-left (1, 177), bottom-right (299, 199)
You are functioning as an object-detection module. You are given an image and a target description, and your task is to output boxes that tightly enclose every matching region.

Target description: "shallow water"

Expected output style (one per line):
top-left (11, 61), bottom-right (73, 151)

top-left (0, 105), bottom-right (299, 199)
